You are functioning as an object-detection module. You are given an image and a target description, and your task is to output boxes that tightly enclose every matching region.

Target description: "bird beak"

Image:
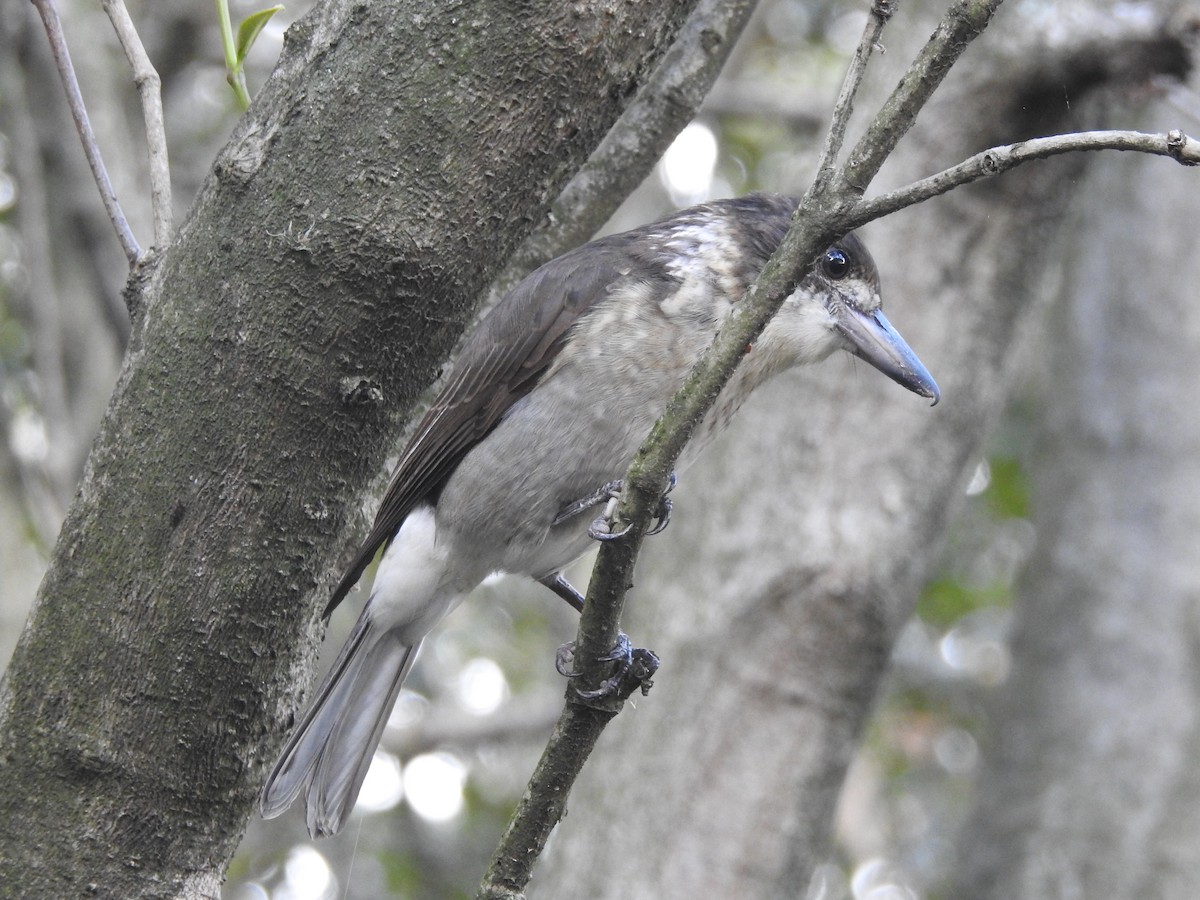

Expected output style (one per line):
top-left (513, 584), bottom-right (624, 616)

top-left (835, 307), bottom-right (940, 405)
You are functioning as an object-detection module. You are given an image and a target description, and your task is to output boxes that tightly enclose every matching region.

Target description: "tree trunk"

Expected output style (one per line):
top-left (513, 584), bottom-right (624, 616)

top-left (955, 81), bottom-right (1200, 899)
top-left (532, 1), bottom-right (1193, 896)
top-left (0, 2), bottom-right (699, 896)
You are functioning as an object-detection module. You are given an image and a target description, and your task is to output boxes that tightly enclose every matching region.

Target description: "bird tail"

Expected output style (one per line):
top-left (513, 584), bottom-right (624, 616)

top-left (259, 613), bottom-right (419, 837)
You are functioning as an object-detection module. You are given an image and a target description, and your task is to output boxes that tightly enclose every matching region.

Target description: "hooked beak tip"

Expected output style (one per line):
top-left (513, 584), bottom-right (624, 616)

top-left (836, 307), bottom-right (941, 407)
top-left (892, 365), bottom-right (940, 406)
top-left (920, 378), bottom-right (941, 407)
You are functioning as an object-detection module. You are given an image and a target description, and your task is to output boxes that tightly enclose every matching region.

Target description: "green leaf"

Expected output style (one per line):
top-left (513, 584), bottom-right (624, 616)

top-left (235, 5), bottom-right (284, 67)
top-left (917, 576), bottom-right (1010, 628)
top-left (984, 455), bottom-right (1030, 520)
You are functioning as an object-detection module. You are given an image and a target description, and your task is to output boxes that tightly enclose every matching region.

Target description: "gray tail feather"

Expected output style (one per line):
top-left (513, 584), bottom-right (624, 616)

top-left (259, 614), bottom-right (419, 837)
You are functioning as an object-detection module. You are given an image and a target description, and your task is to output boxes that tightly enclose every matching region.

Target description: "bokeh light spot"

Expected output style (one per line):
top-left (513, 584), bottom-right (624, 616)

top-left (660, 122), bottom-right (718, 205)
top-left (356, 750), bottom-right (404, 813)
top-left (404, 752), bottom-right (467, 822)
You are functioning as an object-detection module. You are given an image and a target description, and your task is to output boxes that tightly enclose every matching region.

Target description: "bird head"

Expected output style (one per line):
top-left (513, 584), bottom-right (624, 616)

top-left (762, 232), bottom-right (940, 404)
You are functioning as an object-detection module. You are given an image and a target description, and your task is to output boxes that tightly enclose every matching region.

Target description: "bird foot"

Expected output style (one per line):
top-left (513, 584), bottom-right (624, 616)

top-left (556, 633), bottom-right (660, 703)
top-left (553, 473), bottom-right (677, 542)
top-left (553, 479), bottom-right (623, 527)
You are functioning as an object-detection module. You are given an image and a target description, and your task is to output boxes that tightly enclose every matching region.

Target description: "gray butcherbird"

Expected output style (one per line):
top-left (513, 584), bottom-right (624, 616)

top-left (259, 193), bottom-right (939, 837)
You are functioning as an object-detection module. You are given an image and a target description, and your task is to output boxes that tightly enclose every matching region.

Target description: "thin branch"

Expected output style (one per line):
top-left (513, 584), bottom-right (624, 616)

top-left (30, 0), bottom-right (142, 267)
top-left (579, 2), bottom-right (1022, 622)
top-left (383, 692), bottom-right (561, 759)
top-left (815, 0), bottom-right (897, 177)
top-left (101, 0), bottom-right (173, 252)
top-left (843, 0), bottom-right (1005, 192)
top-left (476, 704), bottom-right (617, 900)
top-left (475, 0), bottom-right (1200, 895)
top-left (854, 129), bottom-right (1200, 224)
top-left (0, 49), bottom-right (74, 538)
top-left (476, 2), bottom-right (1014, 895)
top-left (487, 0), bottom-right (760, 299)
top-left (476, 9), bottom-right (765, 896)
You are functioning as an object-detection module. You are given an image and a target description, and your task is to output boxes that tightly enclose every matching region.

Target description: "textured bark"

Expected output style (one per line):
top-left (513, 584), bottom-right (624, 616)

top-left (955, 87), bottom-right (1200, 899)
top-left (531, 2), bottom-right (1193, 896)
top-left (0, 1), bottom-right (698, 896)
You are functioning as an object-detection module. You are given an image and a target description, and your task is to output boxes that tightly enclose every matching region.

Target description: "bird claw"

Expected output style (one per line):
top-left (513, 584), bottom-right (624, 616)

top-left (598, 632), bottom-right (633, 663)
top-left (554, 641), bottom-right (578, 677)
top-left (588, 511), bottom-right (632, 541)
top-left (560, 473), bottom-right (678, 542)
top-left (645, 472), bottom-right (677, 535)
top-left (556, 633), bottom-right (660, 703)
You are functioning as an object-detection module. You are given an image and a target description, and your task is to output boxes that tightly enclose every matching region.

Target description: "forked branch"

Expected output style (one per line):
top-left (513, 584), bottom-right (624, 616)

top-left (475, 0), bottom-right (1200, 897)
top-left (31, 0), bottom-right (141, 267)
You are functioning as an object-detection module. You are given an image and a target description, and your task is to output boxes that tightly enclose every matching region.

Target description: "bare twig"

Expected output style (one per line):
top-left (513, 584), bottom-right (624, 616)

top-left (609, 3), bottom-right (1012, 555)
top-left (815, 0), bottom-right (898, 178)
top-left (476, 0), bottom-right (1200, 895)
top-left (383, 691), bottom-right (561, 759)
top-left (0, 48), bottom-right (74, 539)
top-left (476, 6), bottom-right (763, 897)
top-left (477, 2), bottom-right (1011, 896)
top-left (476, 705), bottom-right (617, 900)
top-left (843, 0), bottom-right (1004, 191)
top-left (624, 0), bottom-right (1007, 488)
top-left (30, 0), bottom-right (141, 267)
top-left (101, 0), bottom-right (173, 251)
top-left (854, 129), bottom-right (1200, 224)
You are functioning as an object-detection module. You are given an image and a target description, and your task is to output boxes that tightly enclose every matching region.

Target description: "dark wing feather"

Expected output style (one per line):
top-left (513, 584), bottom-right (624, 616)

top-left (324, 240), bottom-right (662, 616)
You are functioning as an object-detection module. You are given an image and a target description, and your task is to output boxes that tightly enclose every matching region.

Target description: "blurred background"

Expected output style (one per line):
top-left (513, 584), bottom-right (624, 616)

top-left (3, 0), bottom-right (1199, 897)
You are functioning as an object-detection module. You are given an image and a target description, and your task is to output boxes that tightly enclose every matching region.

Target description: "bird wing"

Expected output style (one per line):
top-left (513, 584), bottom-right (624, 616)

top-left (324, 239), bottom-right (663, 616)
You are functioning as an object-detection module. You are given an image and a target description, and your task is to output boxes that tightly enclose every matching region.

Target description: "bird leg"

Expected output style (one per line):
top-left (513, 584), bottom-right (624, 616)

top-left (552, 472), bottom-right (678, 541)
top-left (542, 473), bottom-right (675, 700)
top-left (552, 479), bottom-right (623, 527)
top-left (538, 572), bottom-right (585, 613)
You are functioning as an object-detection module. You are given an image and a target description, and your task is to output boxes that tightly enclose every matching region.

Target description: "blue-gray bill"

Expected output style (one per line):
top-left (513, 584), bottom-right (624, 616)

top-left (835, 307), bottom-right (941, 404)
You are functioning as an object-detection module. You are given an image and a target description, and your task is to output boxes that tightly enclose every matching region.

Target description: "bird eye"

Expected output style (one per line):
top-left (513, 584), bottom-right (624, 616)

top-left (822, 247), bottom-right (850, 279)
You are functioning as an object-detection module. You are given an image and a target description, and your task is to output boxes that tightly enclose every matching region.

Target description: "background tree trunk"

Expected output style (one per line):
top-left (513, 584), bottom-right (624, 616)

top-left (954, 80), bottom-right (1200, 899)
top-left (0, 1), bottom-right (699, 895)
